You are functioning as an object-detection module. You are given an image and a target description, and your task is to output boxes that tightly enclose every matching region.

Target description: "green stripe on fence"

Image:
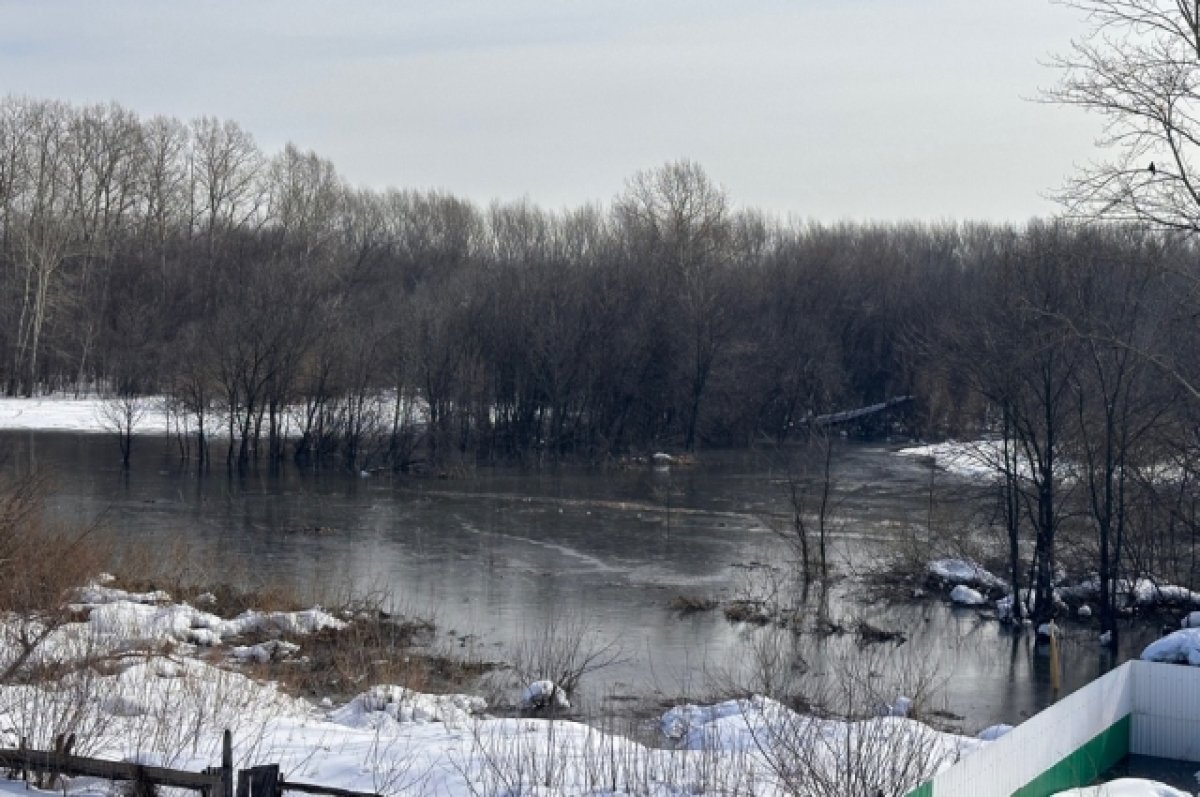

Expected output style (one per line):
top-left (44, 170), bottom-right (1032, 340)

top-left (1011, 714), bottom-right (1130, 797)
top-left (904, 714), bottom-right (1131, 797)
top-left (905, 780), bottom-right (933, 797)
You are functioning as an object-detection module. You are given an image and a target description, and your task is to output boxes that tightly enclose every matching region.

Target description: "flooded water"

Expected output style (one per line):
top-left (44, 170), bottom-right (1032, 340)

top-left (0, 430), bottom-right (1162, 730)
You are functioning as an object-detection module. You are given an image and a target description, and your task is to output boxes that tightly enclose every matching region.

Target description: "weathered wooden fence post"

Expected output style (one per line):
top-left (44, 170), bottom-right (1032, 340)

top-left (238, 764), bottom-right (280, 797)
top-left (253, 765), bottom-right (280, 797)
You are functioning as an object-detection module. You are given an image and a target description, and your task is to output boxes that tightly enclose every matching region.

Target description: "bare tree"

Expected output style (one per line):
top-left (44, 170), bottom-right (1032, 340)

top-left (6, 99), bottom-right (73, 396)
top-left (97, 391), bottom-right (150, 469)
top-left (61, 102), bottom-right (143, 390)
top-left (614, 160), bottom-right (733, 451)
top-left (770, 425), bottom-right (839, 585)
top-left (189, 116), bottom-right (265, 271)
top-left (1050, 1), bottom-right (1200, 230)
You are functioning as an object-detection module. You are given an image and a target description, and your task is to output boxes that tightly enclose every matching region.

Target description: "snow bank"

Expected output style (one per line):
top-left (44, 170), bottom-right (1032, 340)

top-left (82, 600), bottom-right (345, 647)
top-left (661, 698), bottom-right (759, 743)
top-left (1141, 628), bottom-right (1200, 666)
top-left (330, 684), bottom-right (486, 728)
top-left (0, 581), bottom-right (1008, 797)
top-left (898, 440), bottom-right (1005, 480)
top-left (520, 679), bottom-right (570, 710)
top-left (76, 583), bottom-right (171, 605)
top-left (0, 653), bottom-right (996, 797)
top-left (1060, 577), bottom-right (1200, 608)
top-left (950, 585), bottom-right (987, 606)
top-left (72, 584), bottom-right (347, 649)
top-left (928, 559), bottom-right (1007, 592)
top-left (660, 695), bottom-right (985, 774)
top-left (1052, 778), bottom-right (1191, 796)
top-left (0, 395), bottom-right (163, 434)
top-left (898, 439), bottom-right (1079, 483)
top-left (976, 724), bottom-right (1012, 741)
top-left (229, 640), bottom-right (300, 663)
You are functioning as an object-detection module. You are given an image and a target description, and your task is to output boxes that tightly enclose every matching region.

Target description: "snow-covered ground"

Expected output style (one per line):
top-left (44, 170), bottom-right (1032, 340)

top-left (928, 558), bottom-right (1008, 592)
top-left (1141, 628), bottom-right (1200, 666)
top-left (899, 439), bottom-right (1012, 480)
top-left (0, 581), bottom-right (1001, 796)
top-left (0, 395), bottom-right (164, 435)
top-left (926, 555), bottom-right (1200, 621)
top-left (0, 393), bottom-right (427, 440)
top-left (14, 581), bottom-right (1181, 795)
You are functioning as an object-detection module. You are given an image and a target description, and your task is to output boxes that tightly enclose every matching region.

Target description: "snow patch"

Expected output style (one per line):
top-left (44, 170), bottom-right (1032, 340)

top-left (80, 597), bottom-right (346, 648)
top-left (330, 685), bottom-right (486, 728)
top-left (520, 680), bottom-right (570, 711)
top-left (950, 585), bottom-right (986, 606)
top-left (1060, 577), bottom-right (1200, 608)
top-left (976, 724), bottom-right (1013, 741)
top-left (1141, 628), bottom-right (1200, 666)
top-left (928, 559), bottom-right (1007, 592)
top-left (229, 640), bottom-right (300, 664)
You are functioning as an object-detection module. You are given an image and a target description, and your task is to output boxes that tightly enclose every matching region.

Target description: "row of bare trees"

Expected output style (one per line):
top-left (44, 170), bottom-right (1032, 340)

top-left (0, 93), bottom-right (1199, 484)
top-left (0, 97), bottom-right (937, 468)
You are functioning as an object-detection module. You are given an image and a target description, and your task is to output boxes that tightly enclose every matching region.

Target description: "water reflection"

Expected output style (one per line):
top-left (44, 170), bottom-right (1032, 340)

top-left (0, 430), bottom-right (1161, 728)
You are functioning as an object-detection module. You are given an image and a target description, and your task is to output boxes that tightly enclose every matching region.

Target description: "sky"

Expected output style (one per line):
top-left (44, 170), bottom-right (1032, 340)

top-left (0, 1), bottom-right (1103, 222)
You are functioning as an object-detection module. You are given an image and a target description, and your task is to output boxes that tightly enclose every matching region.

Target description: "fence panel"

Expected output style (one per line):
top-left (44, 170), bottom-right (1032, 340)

top-left (1130, 660), bottom-right (1200, 762)
top-left (919, 660), bottom-right (1133, 797)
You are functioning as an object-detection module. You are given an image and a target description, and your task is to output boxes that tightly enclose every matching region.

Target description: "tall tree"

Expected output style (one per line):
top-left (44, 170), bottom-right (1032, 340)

top-left (614, 160), bottom-right (733, 450)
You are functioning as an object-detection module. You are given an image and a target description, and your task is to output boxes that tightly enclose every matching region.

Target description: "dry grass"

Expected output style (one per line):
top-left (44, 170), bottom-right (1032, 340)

top-left (668, 594), bottom-right (717, 615)
top-left (108, 534), bottom-right (310, 617)
top-left (0, 474), bottom-right (110, 613)
top-left (0, 473), bottom-right (114, 682)
top-left (239, 612), bottom-right (498, 702)
top-left (722, 600), bottom-right (774, 625)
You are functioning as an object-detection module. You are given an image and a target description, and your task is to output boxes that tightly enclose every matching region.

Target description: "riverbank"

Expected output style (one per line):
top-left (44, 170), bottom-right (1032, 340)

top-left (0, 575), bottom-right (996, 796)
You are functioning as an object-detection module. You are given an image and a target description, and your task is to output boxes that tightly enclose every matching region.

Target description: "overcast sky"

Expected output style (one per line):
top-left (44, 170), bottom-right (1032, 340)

top-left (0, 1), bottom-right (1102, 222)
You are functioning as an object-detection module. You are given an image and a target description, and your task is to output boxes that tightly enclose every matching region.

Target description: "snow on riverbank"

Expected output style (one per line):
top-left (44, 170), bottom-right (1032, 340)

top-left (928, 558), bottom-right (1008, 592)
top-left (925, 557), bottom-right (1200, 620)
top-left (1141, 628), bottom-right (1200, 665)
top-left (898, 438), bottom-right (1087, 483)
top-left (1060, 577), bottom-right (1200, 608)
top-left (0, 395), bottom-right (163, 434)
top-left (0, 393), bottom-right (423, 440)
top-left (0, 582), bottom-right (995, 796)
top-left (898, 439), bottom-right (1009, 479)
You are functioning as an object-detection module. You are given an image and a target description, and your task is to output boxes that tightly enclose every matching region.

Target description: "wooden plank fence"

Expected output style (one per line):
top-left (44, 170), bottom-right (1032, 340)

top-left (0, 730), bottom-right (378, 797)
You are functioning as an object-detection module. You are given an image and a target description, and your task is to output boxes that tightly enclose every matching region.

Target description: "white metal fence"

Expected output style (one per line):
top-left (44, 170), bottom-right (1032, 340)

top-left (912, 659), bottom-right (1200, 796)
top-left (1129, 659), bottom-right (1200, 763)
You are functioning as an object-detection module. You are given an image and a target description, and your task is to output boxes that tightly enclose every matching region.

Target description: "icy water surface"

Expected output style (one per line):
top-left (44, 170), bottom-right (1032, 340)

top-left (0, 430), bottom-right (1160, 729)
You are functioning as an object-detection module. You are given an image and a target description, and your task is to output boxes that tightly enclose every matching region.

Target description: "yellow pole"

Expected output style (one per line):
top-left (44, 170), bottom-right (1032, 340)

top-left (1049, 621), bottom-right (1061, 698)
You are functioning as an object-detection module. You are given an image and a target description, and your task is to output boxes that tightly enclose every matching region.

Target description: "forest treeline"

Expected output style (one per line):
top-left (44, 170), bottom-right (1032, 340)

top-left (2, 96), bottom-right (1199, 481)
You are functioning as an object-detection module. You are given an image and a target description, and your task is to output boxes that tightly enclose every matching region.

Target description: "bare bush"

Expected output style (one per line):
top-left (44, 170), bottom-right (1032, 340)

top-left (0, 474), bottom-right (110, 682)
top-left (745, 644), bottom-right (954, 797)
top-left (506, 614), bottom-right (624, 708)
top-left (96, 394), bottom-right (151, 468)
top-left (456, 714), bottom-right (762, 797)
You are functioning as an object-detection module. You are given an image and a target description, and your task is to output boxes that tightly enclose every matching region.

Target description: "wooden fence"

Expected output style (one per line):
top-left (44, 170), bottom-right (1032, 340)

top-left (0, 730), bottom-right (379, 797)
